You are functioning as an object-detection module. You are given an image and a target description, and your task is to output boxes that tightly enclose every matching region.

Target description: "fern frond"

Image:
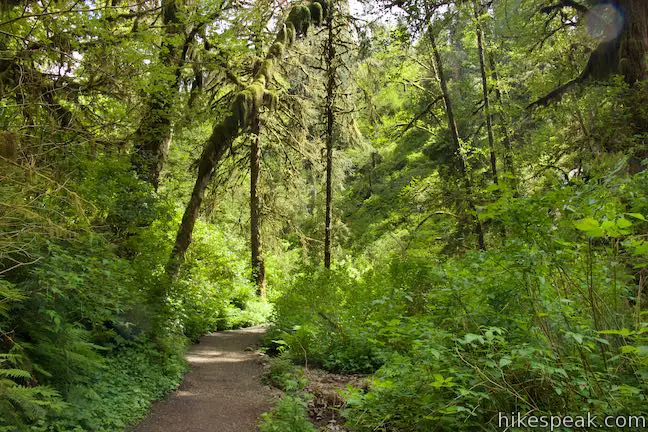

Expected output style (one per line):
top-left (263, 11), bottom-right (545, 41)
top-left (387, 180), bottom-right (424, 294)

top-left (0, 368), bottom-right (31, 379)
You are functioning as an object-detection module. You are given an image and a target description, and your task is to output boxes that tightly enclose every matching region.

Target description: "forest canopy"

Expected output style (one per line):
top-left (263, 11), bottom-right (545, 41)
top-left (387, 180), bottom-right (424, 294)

top-left (0, 0), bottom-right (647, 430)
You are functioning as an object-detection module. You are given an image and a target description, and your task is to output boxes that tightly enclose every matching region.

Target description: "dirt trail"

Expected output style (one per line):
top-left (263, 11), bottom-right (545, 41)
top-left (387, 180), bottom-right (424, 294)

top-left (132, 326), bottom-right (271, 432)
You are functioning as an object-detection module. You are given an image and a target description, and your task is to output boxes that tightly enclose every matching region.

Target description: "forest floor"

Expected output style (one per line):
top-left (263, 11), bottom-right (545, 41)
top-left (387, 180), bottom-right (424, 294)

top-left (131, 326), bottom-right (272, 432)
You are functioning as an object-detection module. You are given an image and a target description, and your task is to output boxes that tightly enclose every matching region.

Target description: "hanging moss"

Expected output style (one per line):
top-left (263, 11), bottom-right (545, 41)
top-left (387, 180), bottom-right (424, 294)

top-left (232, 91), bottom-right (252, 128)
top-left (232, 78), bottom-right (265, 130)
top-left (228, 0), bottom-right (332, 132)
top-left (224, 112), bottom-right (239, 134)
top-left (263, 90), bottom-right (279, 111)
top-left (287, 4), bottom-right (311, 37)
top-left (308, 2), bottom-right (323, 26)
top-left (249, 78), bottom-right (266, 109)
top-left (256, 59), bottom-right (274, 83)
top-left (276, 24), bottom-right (288, 44)
top-left (285, 22), bottom-right (297, 46)
top-left (269, 42), bottom-right (285, 58)
top-left (314, 0), bottom-right (330, 20)
top-left (0, 131), bottom-right (18, 160)
top-left (276, 23), bottom-right (296, 47)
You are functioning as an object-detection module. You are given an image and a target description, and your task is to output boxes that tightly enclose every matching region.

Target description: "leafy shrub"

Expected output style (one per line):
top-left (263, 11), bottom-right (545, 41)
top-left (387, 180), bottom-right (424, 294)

top-left (259, 395), bottom-right (317, 432)
top-left (166, 219), bottom-right (271, 340)
top-left (262, 355), bottom-right (308, 392)
top-left (0, 154), bottom-right (267, 431)
top-left (35, 338), bottom-right (186, 432)
top-left (270, 172), bottom-right (648, 430)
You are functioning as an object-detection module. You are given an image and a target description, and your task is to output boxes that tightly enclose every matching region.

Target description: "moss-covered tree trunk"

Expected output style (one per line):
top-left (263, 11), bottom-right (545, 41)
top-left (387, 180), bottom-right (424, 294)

top-left (323, 3), bottom-right (335, 270)
top-left (487, 52), bottom-right (518, 191)
top-left (428, 28), bottom-right (486, 251)
top-left (131, 0), bottom-right (182, 189)
top-left (165, 122), bottom-right (236, 278)
top-left (618, 0), bottom-right (648, 172)
top-left (166, 0), bottom-right (331, 279)
top-left (250, 113), bottom-right (266, 295)
top-left (472, 0), bottom-right (498, 186)
top-left (534, 0), bottom-right (647, 102)
top-left (614, 0), bottom-right (648, 85)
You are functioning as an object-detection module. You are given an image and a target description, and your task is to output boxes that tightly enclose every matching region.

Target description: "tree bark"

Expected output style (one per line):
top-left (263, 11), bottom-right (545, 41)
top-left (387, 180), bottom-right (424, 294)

top-left (132, 0), bottom-right (182, 189)
top-left (531, 0), bottom-right (648, 108)
top-left (472, 0), bottom-right (498, 185)
top-left (250, 113), bottom-right (266, 295)
top-left (165, 122), bottom-right (235, 279)
top-left (429, 28), bottom-right (486, 251)
top-left (617, 0), bottom-right (648, 172)
top-left (616, 0), bottom-right (648, 85)
top-left (323, 2), bottom-right (335, 269)
top-left (487, 52), bottom-right (518, 191)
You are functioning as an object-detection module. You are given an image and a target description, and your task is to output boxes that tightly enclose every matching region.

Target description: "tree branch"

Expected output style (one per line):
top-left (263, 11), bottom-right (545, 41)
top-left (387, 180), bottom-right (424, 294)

top-left (401, 95), bottom-right (443, 134)
top-left (540, 0), bottom-right (588, 15)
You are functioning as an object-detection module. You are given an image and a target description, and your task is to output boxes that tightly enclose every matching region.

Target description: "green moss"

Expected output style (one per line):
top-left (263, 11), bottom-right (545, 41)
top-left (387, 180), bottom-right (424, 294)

top-left (263, 90), bottom-right (279, 111)
top-left (233, 91), bottom-right (252, 128)
top-left (249, 79), bottom-right (266, 109)
top-left (308, 2), bottom-right (323, 26)
top-left (257, 59), bottom-right (274, 83)
top-left (225, 113), bottom-right (239, 134)
top-left (263, 59), bottom-right (275, 82)
top-left (276, 24), bottom-right (296, 47)
top-left (287, 5), bottom-right (311, 37)
top-left (277, 24), bottom-right (288, 44)
top-left (286, 22), bottom-right (297, 45)
top-left (314, 0), bottom-right (330, 20)
top-left (269, 42), bottom-right (285, 58)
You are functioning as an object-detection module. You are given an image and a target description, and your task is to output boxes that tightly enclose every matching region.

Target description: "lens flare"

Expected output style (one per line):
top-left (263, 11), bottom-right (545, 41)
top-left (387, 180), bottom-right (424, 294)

top-left (586, 4), bottom-right (624, 42)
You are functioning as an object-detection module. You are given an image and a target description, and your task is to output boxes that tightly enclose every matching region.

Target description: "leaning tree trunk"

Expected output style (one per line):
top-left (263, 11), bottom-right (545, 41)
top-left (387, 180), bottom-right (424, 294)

top-left (472, 0), bottom-right (498, 185)
top-left (530, 1), bottom-right (647, 173)
top-left (166, 0), bottom-right (332, 279)
top-left (428, 28), bottom-right (486, 251)
top-left (250, 113), bottom-right (266, 295)
top-left (165, 122), bottom-right (235, 278)
top-left (323, 3), bottom-right (336, 270)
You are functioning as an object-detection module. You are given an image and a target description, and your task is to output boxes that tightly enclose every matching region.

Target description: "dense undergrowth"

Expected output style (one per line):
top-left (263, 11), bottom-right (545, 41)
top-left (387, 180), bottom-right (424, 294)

top-left (265, 170), bottom-right (648, 431)
top-left (0, 157), bottom-right (269, 431)
top-left (2, 0), bottom-right (648, 430)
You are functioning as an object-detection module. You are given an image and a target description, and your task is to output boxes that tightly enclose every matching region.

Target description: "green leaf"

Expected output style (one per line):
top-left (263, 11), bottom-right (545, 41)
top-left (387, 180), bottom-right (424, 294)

top-left (573, 218), bottom-right (604, 237)
top-left (602, 220), bottom-right (621, 237)
top-left (573, 217), bottom-right (598, 230)
top-left (620, 345), bottom-right (638, 354)
top-left (568, 332), bottom-right (584, 344)
top-left (626, 213), bottom-right (646, 221)
top-left (462, 333), bottom-right (484, 345)
top-left (0, 368), bottom-right (32, 379)
top-left (616, 217), bottom-right (632, 229)
top-left (598, 328), bottom-right (633, 337)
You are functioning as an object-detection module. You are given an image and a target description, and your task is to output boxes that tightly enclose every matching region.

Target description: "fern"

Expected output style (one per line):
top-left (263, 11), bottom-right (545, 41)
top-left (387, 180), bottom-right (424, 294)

top-left (0, 280), bottom-right (24, 321)
top-left (0, 353), bottom-right (66, 430)
top-left (0, 368), bottom-right (32, 379)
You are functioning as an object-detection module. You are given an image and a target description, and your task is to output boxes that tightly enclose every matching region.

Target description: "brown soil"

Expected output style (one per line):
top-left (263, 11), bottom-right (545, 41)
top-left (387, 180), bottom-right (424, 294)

top-left (303, 369), bottom-right (367, 432)
top-left (131, 326), bottom-right (272, 432)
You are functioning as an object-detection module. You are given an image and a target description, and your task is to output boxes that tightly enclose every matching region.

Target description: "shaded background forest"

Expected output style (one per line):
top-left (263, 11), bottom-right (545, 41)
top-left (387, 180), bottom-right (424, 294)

top-left (0, 0), bottom-right (647, 430)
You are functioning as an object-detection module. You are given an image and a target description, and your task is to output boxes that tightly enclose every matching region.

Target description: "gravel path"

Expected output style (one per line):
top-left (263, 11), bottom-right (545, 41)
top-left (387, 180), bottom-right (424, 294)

top-left (132, 326), bottom-right (271, 432)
